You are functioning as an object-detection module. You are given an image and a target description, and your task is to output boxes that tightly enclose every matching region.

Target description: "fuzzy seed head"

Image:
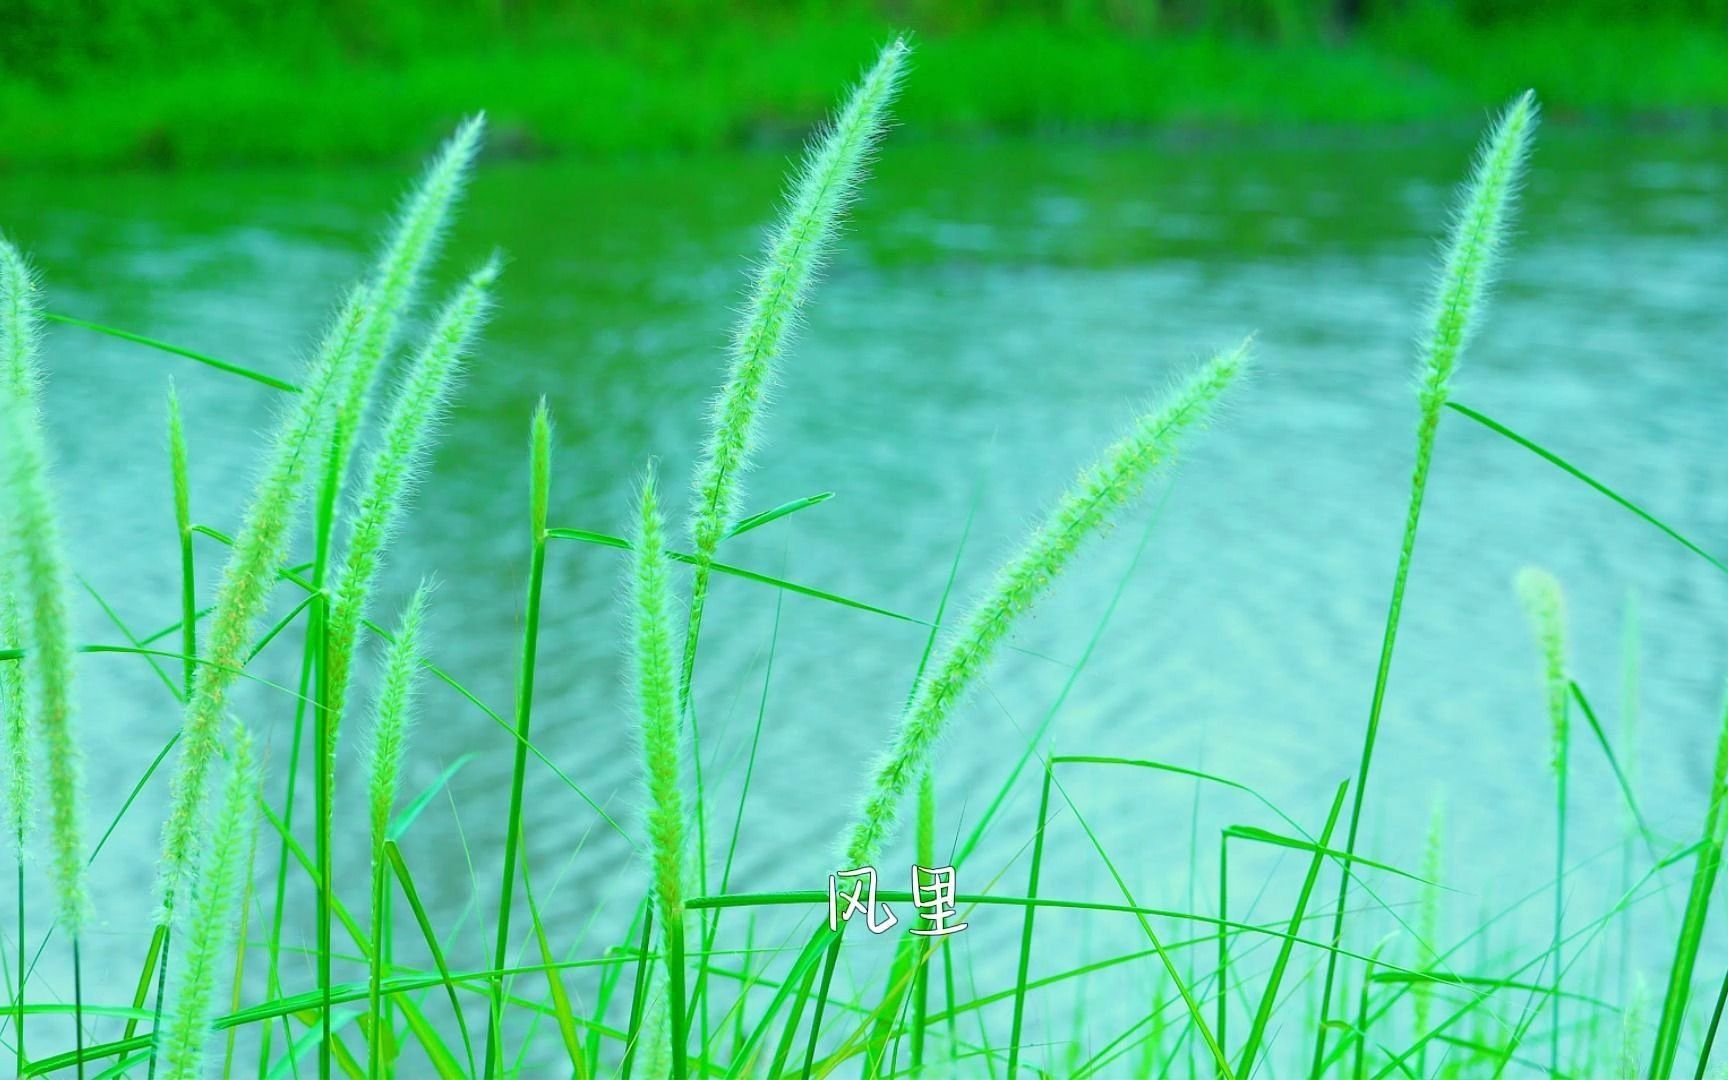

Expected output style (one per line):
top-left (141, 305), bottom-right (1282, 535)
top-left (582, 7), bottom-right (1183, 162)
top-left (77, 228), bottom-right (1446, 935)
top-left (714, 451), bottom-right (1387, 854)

top-left (366, 583), bottom-right (432, 862)
top-left (843, 340), bottom-right (1251, 866)
top-left (1516, 566), bottom-right (1568, 776)
top-left (688, 38), bottom-right (909, 564)
top-left (0, 235), bottom-right (87, 929)
top-left (158, 729), bottom-right (258, 1080)
top-left (154, 286), bottom-right (370, 920)
top-left (1415, 91), bottom-right (1538, 423)
top-left (631, 467), bottom-right (687, 930)
top-left (1, 561), bottom-right (30, 846)
top-left (325, 258), bottom-right (498, 749)
top-left (332, 115), bottom-right (488, 466)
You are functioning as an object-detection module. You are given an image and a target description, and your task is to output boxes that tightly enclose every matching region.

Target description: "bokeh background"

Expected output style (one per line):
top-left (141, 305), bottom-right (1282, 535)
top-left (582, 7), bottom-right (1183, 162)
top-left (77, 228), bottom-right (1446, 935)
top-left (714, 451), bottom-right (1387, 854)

top-left (3, 2), bottom-right (1728, 1073)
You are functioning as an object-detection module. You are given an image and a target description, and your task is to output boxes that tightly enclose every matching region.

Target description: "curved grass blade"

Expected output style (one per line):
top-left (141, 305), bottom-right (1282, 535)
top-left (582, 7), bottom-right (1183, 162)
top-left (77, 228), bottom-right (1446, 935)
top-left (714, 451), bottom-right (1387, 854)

top-left (1446, 401), bottom-right (1727, 576)
top-left (42, 311), bottom-right (299, 393)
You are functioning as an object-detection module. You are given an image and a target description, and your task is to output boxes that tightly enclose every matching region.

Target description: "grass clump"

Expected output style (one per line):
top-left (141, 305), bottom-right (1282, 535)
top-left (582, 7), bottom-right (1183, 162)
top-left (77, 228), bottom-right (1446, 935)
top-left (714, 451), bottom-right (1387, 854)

top-left (11, 39), bottom-right (1728, 1080)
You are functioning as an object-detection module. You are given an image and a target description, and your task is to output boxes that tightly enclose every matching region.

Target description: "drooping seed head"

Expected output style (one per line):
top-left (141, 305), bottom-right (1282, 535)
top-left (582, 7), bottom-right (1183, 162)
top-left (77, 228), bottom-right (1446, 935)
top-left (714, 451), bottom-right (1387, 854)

top-left (843, 339), bottom-right (1252, 866)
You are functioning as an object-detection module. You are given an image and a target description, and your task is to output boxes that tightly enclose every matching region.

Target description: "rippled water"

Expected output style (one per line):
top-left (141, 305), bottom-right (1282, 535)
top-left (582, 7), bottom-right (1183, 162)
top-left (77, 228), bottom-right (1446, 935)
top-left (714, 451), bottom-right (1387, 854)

top-left (4, 127), bottom-right (1726, 1069)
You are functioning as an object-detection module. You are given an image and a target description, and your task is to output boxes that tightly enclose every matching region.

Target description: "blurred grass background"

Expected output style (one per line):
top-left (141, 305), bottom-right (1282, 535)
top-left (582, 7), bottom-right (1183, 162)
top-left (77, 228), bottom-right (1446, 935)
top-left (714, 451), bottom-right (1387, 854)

top-left (2, 0), bottom-right (1726, 169)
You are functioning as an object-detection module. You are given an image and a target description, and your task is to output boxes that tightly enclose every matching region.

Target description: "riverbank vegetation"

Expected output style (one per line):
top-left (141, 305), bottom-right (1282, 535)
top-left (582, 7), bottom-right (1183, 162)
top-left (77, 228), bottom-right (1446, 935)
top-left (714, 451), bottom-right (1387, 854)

top-left (2, 1), bottom-right (1726, 169)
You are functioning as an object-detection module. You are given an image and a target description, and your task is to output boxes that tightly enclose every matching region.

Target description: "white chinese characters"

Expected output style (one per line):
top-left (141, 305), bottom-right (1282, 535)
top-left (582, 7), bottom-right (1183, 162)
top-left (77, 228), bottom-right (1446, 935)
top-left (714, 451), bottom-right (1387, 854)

top-left (827, 865), bottom-right (969, 936)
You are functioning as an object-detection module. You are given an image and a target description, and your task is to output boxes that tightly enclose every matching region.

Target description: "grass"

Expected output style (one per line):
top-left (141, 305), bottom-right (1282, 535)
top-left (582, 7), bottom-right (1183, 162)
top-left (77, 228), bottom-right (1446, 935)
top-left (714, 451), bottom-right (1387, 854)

top-left (2, 8), bottom-right (1728, 171)
top-left (3, 32), bottom-right (1728, 1080)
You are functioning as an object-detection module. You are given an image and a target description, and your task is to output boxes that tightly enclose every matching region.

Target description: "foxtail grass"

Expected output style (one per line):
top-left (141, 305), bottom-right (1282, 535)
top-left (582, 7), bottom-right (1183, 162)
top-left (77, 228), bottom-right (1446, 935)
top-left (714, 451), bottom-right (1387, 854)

top-left (0, 236), bottom-right (87, 935)
top-left (157, 731), bottom-right (258, 1080)
top-left (153, 285), bottom-right (368, 918)
top-left (329, 114), bottom-right (486, 477)
top-left (1516, 565), bottom-right (1568, 1077)
top-left (843, 339), bottom-right (1251, 868)
top-left (1312, 89), bottom-right (1538, 1068)
top-left (364, 583), bottom-right (433, 1079)
top-left (1650, 685), bottom-right (1728, 1078)
top-left (683, 36), bottom-right (909, 705)
top-left (325, 257), bottom-right (499, 820)
top-left (630, 466), bottom-right (690, 1079)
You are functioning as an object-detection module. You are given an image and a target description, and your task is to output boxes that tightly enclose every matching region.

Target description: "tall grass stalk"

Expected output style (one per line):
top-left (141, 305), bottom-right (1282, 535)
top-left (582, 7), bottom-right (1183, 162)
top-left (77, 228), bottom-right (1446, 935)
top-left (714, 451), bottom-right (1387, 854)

top-left (364, 583), bottom-right (432, 1079)
top-left (1516, 566), bottom-right (1568, 1077)
top-left (630, 466), bottom-right (691, 1079)
top-left (157, 731), bottom-right (257, 1080)
top-left (1649, 686), bottom-right (1728, 1078)
top-left (683, 35), bottom-right (908, 705)
top-left (1311, 89), bottom-right (1538, 1070)
top-left (0, 237), bottom-right (86, 940)
top-left (842, 341), bottom-right (1250, 867)
top-left (487, 399), bottom-right (552, 1075)
top-left (153, 286), bottom-right (369, 916)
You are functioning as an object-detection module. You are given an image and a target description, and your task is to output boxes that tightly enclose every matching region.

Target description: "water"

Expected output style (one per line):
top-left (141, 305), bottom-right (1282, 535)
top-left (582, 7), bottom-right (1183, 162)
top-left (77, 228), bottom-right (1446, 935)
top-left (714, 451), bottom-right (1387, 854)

top-left (4, 127), bottom-right (1726, 1069)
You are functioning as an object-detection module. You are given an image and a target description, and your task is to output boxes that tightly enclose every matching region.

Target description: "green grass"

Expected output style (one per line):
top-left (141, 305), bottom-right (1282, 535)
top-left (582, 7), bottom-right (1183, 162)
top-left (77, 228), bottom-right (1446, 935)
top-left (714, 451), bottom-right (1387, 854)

top-left (5, 33), bottom-right (1728, 1080)
top-left (2, 7), bottom-right (1728, 170)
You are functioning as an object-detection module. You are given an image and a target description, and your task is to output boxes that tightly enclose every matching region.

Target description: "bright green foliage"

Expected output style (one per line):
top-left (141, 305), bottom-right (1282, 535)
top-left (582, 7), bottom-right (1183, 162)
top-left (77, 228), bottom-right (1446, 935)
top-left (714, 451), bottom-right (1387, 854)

top-left (153, 286), bottom-right (369, 921)
top-left (630, 466), bottom-right (690, 1074)
top-left (687, 36), bottom-right (907, 566)
top-left (843, 340), bottom-right (1251, 867)
top-left (158, 730), bottom-right (258, 1080)
top-left (0, 236), bottom-right (86, 931)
